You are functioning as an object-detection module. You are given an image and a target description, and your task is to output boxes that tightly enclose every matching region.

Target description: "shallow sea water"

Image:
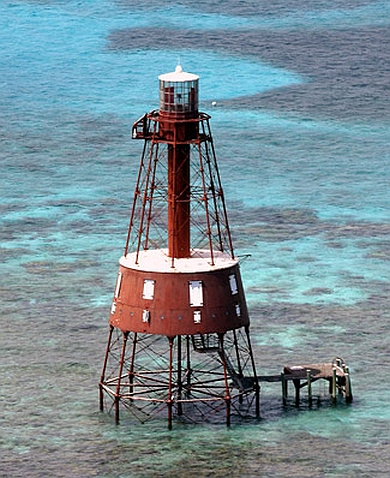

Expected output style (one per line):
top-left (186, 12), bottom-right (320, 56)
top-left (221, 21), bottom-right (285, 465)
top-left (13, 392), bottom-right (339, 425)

top-left (1, 1), bottom-right (390, 476)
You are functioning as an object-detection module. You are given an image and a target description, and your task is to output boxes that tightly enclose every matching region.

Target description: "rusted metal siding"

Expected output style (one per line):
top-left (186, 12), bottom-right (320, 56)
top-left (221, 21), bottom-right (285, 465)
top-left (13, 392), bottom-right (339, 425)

top-left (109, 262), bottom-right (249, 335)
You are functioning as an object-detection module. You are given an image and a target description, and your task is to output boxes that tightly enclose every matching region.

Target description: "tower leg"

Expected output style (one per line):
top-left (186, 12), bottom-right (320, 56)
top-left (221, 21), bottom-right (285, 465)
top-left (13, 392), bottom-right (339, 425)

top-left (128, 332), bottom-right (138, 401)
top-left (115, 331), bottom-right (129, 424)
top-left (233, 329), bottom-right (244, 404)
top-left (177, 335), bottom-right (183, 416)
top-left (186, 335), bottom-right (191, 398)
top-left (219, 334), bottom-right (231, 427)
top-left (167, 336), bottom-right (175, 430)
top-left (245, 326), bottom-right (260, 418)
top-left (99, 325), bottom-right (114, 411)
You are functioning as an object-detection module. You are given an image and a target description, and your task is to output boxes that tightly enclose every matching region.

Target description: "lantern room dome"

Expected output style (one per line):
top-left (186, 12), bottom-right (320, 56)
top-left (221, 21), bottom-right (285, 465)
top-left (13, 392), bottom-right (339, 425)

top-left (158, 64), bottom-right (199, 83)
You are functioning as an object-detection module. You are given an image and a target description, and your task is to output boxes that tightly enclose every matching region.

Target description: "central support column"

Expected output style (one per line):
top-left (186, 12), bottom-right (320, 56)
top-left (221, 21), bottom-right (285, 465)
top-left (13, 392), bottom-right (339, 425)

top-left (168, 142), bottom-right (190, 258)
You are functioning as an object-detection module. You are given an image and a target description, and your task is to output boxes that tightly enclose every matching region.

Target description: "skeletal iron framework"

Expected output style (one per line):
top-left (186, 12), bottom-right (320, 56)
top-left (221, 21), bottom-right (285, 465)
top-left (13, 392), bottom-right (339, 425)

top-left (125, 111), bottom-right (233, 263)
top-left (100, 328), bottom-right (259, 426)
top-left (99, 66), bottom-right (259, 428)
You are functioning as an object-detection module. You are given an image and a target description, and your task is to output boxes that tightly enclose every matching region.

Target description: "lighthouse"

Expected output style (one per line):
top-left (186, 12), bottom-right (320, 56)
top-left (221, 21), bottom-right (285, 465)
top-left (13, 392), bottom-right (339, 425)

top-left (99, 65), bottom-right (259, 428)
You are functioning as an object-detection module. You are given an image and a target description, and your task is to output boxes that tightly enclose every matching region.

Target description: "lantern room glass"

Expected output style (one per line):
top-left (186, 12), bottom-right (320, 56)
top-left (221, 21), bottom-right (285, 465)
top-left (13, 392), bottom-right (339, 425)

top-left (159, 79), bottom-right (198, 114)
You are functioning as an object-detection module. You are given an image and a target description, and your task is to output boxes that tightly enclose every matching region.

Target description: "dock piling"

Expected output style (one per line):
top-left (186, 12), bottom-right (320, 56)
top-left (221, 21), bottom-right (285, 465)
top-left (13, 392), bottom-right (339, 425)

top-left (307, 370), bottom-right (312, 407)
top-left (331, 367), bottom-right (337, 404)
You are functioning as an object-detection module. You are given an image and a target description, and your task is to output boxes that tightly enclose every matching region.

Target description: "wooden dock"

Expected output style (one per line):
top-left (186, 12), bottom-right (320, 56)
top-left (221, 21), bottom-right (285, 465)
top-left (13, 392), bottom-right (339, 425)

top-left (257, 357), bottom-right (353, 406)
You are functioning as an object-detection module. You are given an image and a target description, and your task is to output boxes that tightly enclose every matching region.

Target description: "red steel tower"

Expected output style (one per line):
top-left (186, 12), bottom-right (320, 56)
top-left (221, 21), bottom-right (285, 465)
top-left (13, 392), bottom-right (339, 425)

top-left (99, 65), bottom-right (259, 428)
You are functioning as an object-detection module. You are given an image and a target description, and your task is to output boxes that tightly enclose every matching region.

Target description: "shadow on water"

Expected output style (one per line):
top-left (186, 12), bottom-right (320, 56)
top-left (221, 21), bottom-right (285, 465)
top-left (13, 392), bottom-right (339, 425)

top-left (107, 25), bottom-right (390, 121)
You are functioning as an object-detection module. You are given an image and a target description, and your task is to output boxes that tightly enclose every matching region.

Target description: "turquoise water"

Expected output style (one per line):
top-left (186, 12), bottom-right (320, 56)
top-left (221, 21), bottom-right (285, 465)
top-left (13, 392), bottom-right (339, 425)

top-left (1, 1), bottom-right (390, 476)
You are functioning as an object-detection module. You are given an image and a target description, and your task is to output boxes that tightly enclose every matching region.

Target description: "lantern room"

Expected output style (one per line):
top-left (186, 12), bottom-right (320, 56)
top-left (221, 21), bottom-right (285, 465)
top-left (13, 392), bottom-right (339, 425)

top-left (159, 64), bottom-right (199, 116)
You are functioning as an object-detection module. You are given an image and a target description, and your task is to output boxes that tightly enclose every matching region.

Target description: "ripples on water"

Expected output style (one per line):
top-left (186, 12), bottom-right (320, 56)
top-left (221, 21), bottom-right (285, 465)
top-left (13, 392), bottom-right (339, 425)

top-left (1, 1), bottom-right (389, 476)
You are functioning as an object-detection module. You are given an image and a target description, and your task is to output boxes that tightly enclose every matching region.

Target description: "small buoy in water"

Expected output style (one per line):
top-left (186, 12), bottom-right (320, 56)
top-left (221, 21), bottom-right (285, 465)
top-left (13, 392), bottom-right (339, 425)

top-left (211, 101), bottom-right (217, 106)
